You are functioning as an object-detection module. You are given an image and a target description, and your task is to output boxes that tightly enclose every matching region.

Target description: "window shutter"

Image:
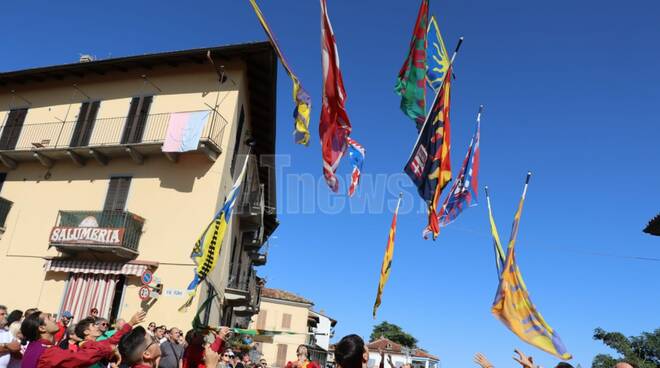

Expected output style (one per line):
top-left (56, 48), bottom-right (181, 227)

top-left (276, 344), bottom-right (288, 368)
top-left (103, 177), bottom-right (131, 211)
top-left (121, 97), bottom-right (140, 144)
top-left (256, 309), bottom-right (267, 330)
top-left (0, 173), bottom-right (6, 193)
top-left (0, 108), bottom-right (27, 150)
top-left (132, 95), bottom-right (152, 143)
top-left (282, 313), bottom-right (292, 329)
top-left (230, 106), bottom-right (245, 177)
top-left (70, 101), bottom-right (100, 147)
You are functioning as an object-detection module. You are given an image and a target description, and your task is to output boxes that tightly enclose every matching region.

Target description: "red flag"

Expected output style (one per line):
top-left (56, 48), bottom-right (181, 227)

top-left (319, 0), bottom-right (352, 192)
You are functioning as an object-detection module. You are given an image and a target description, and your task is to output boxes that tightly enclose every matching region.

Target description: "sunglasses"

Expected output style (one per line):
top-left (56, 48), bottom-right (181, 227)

top-left (98, 322), bottom-right (108, 326)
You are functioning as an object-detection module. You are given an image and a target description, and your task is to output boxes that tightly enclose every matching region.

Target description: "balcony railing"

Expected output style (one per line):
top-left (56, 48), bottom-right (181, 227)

top-left (0, 196), bottom-right (13, 229)
top-left (50, 210), bottom-right (145, 257)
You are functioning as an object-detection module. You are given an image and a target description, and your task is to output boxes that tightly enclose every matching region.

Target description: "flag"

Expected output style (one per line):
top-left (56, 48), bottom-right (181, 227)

top-left (319, 0), bottom-right (355, 192)
top-left (248, 0), bottom-right (311, 146)
top-left (347, 137), bottom-right (365, 197)
top-left (490, 173), bottom-right (572, 360)
top-left (162, 111), bottom-right (209, 152)
top-left (426, 16), bottom-right (450, 91)
top-left (179, 155), bottom-right (250, 311)
top-left (439, 106), bottom-right (482, 226)
top-left (485, 186), bottom-right (506, 276)
top-left (404, 68), bottom-right (453, 240)
top-left (395, 0), bottom-right (429, 130)
top-left (373, 195), bottom-right (403, 318)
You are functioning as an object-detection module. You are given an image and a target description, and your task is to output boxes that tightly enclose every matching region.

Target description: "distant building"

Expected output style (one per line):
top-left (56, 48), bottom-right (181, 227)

top-left (367, 337), bottom-right (439, 368)
top-left (643, 214), bottom-right (660, 236)
top-left (250, 288), bottom-right (336, 368)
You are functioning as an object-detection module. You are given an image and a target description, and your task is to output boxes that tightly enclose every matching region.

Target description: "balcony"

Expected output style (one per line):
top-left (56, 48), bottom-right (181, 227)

top-left (238, 156), bottom-right (264, 224)
top-left (49, 210), bottom-right (145, 260)
top-left (224, 270), bottom-right (261, 316)
top-left (0, 196), bottom-right (13, 230)
top-left (0, 110), bottom-right (225, 169)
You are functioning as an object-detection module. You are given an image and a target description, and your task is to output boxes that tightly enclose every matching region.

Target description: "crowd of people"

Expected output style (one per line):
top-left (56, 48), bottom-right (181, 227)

top-left (1, 305), bottom-right (637, 368)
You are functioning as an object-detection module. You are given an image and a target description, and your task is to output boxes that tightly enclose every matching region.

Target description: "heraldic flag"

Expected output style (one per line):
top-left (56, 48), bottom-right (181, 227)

top-left (395, 0), bottom-right (429, 130)
top-left (426, 16), bottom-right (450, 91)
top-left (439, 106), bottom-right (482, 226)
top-left (179, 155), bottom-right (250, 311)
top-left (373, 194), bottom-right (403, 318)
top-left (489, 173), bottom-right (572, 360)
top-left (248, 0), bottom-right (311, 146)
top-left (404, 68), bottom-right (453, 239)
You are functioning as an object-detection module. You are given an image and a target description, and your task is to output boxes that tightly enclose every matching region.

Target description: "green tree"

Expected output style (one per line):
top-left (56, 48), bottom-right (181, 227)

top-left (591, 328), bottom-right (660, 368)
top-left (370, 321), bottom-right (418, 348)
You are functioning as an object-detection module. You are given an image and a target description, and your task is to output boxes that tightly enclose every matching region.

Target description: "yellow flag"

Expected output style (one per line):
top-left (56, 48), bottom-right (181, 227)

top-left (373, 195), bottom-right (403, 318)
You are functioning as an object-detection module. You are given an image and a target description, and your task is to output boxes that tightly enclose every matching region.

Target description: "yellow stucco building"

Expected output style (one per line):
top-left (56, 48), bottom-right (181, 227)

top-left (0, 42), bottom-right (278, 330)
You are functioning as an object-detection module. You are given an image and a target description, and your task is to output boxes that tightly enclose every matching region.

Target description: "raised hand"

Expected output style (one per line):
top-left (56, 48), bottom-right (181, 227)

top-left (128, 310), bottom-right (147, 326)
top-left (474, 353), bottom-right (494, 368)
top-left (513, 349), bottom-right (535, 368)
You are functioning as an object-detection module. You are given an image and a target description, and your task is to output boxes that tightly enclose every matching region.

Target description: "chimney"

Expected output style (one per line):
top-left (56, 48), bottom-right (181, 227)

top-left (79, 54), bottom-right (94, 63)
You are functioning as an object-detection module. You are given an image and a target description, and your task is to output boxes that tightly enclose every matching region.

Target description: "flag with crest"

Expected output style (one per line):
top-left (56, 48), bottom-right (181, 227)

top-left (426, 16), bottom-right (450, 91)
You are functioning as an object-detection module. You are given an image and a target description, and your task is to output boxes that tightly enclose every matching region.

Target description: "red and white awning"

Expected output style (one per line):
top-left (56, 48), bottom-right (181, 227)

top-left (44, 259), bottom-right (155, 276)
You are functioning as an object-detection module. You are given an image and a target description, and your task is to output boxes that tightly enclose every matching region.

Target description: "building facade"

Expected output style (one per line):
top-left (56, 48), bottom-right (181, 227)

top-left (0, 42), bottom-right (278, 329)
top-left (250, 288), bottom-right (336, 368)
top-left (366, 337), bottom-right (439, 368)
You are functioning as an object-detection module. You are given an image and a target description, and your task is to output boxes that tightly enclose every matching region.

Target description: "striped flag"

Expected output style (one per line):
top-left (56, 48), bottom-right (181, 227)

top-left (347, 137), bottom-right (365, 197)
top-left (489, 173), bottom-right (572, 360)
top-left (426, 16), bottom-right (450, 91)
top-left (248, 0), bottom-right (311, 146)
top-left (319, 0), bottom-right (359, 193)
top-left (179, 154), bottom-right (250, 311)
top-left (373, 194), bottom-right (403, 318)
top-left (439, 106), bottom-right (482, 226)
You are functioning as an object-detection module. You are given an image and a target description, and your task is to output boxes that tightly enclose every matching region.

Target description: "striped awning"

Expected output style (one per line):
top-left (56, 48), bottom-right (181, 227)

top-left (44, 259), bottom-right (153, 276)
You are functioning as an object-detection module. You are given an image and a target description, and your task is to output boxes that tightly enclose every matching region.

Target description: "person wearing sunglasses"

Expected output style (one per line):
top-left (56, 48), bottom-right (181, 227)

top-left (118, 326), bottom-right (162, 368)
top-left (286, 345), bottom-right (319, 368)
top-left (220, 349), bottom-right (235, 368)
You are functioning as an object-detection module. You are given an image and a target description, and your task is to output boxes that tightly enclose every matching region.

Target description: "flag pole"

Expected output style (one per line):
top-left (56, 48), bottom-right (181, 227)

top-left (406, 36), bottom-right (464, 161)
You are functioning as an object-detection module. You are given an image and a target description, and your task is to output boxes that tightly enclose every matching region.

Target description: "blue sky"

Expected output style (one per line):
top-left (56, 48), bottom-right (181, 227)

top-left (3, 1), bottom-right (659, 368)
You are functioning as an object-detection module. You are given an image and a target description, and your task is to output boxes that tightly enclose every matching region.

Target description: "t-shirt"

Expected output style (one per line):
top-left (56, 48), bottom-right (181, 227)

top-left (158, 341), bottom-right (184, 368)
top-left (0, 329), bottom-right (12, 368)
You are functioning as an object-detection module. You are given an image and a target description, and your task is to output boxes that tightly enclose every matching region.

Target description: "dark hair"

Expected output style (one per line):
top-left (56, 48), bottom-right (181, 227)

top-left (555, 363), bottom-right (574, 368)
top-left (20, 311), bottom-right (44, 342)
top-left (335, 334), bottom-right (365, 368)
top-left (119, 326), bottom-right (148, 365)
top-left (75, 317), bottom-right (97, 339)
top-left (24, 308), bottom-right (39, 318)
top-left (7, 310), bottom-right (23, 325)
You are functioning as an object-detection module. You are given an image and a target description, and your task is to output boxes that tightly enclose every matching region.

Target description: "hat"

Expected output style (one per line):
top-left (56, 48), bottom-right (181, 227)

top-left (62, 311), bottom-right (73, 318)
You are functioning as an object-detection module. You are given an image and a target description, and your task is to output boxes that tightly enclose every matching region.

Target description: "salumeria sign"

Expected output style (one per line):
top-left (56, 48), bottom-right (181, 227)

top-left (50, 227), bottom-right (125, 245)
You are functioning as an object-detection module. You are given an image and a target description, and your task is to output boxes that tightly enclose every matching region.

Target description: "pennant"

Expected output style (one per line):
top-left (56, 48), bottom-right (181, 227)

top-left (373, 194), bottom-right (403, 318)
top-left (319, 0), bottom-right (358, 193)
top-left (426, 16), bottom-right (450, 91)
top-left (248, 0), bottom-right (311, 145)
top-left (489, 173), bottom-right (572, 360)
top-left (404, 68), bottom-right (453, 240)
top-left (485, 187), bottom-right (506, 277)
top-left (179, 155), bottom-right (250, 311)
top-left (347, 137), bottom-right (365, 197)
top-left (395, 0), bottom-right (429, 130)
top-left (439, 106), bottom-right (482, 226)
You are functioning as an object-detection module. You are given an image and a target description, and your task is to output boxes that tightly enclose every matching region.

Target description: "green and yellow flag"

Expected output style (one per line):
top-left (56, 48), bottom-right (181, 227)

top-left (373, 194), bottom-right (403, 318)
top-left (488, 173), bottom-right (572, 360)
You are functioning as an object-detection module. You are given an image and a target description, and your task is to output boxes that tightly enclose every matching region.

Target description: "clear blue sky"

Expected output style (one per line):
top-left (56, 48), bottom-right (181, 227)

top-left (3, 1), bottom-right (659, 368)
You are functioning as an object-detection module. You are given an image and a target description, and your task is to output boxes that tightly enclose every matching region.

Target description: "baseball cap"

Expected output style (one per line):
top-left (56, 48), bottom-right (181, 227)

top-left (62, 311), bottom-right (73, 318)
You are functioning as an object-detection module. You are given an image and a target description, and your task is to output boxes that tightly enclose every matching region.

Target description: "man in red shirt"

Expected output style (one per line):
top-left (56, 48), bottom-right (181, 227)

top-left (19, 311), bottom-right (115, 368)
top-left (182, 328), bottom-right (229, 368)
top-left (286, 346), bottom-right (320, 368)
top-left (53, 311), bottom-right (72, 346)
top-left (117, 326), bottom-right (161, 368)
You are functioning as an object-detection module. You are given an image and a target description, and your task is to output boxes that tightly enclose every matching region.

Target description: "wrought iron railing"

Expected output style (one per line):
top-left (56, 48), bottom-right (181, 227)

top-left (0, 197), bottom-right (13, 228)
top-left (54, 210), bottom-right (145, 251)
top-left (0, 110), bottom-right (225, 151)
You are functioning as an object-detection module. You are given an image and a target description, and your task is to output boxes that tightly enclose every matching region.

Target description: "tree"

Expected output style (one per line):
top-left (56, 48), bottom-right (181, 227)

top-left (370, 321), bottom-right (418, 348)
top-left (591, 327), bottom-right (660, 368)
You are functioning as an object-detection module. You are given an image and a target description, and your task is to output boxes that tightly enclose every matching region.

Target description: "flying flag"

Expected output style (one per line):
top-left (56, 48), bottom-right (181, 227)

top-left (489, 173), bottom-right (572, 360)
top-left (319, 0), bottom-right (359, 193)
top-left (347, 137), bottom-right (365, 197)
top-left (248, 0), bottom-right (311, 146)
top-left (404, 68), bottom-right (453, 239)
top-left (485, 186), bottom-right (506, 276)
top-left (395, 0), bottom-right (429, 130)
top-left (179, 154), bottom-right (250, 311)
top-left (426, 16), bottom-right (450, 91)
top-left (373, 194), bottom-right (403, 318)
top-left (439, 105), bottom-right (482, 226)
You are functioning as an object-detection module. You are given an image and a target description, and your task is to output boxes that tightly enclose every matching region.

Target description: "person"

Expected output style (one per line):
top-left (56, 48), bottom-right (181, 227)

top-left (473, 353), bottom-right (494, 368)
top-left (286, 345), bottom-right (319, 368)
top-left (118, 326), bottom-right (161, 368)
top-left (89, 308), bottom-right (99, 319)
top-left (95, 318), bottom-right (113, 341)
top-left (219, 350), bottom-right (234, 368)
top-left (182, 328), bottom-right (229, 368)
top-left (19, 310), bottom-right (115, 368)
top-left (6, 321), bottom-right (22, 368)
top-left (75, 311), bottom-right (146, 368)
top-left (159, 327), bottom-right (184, 368)
top-left (0, 305), bottom-right (21, 368)
top-left (5, 312), bottom-right (22, 329)
top-left (64, 326), bottom-right (80, 353)
top-left (258, 358), bottom-right (267, 368)
top-left (147, 323), bottom-right (157, 337)
top-left (53, 311), bottom-right (72, 347)
top-left (377, 349), bottom-right (395, 368)
top-left (155, 326), bottom-right (167, 344)
top-left (334, 335), bottom-right (368, 368)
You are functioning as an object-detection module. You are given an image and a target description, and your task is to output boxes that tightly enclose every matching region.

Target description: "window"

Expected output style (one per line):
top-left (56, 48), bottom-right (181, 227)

top-left (121, 96), bottom-right (153, 144)
top-left (0, 173), bottom-right (6, 193)
top-left (256, 309), bottom-right (267, 329)
top-left (103, 177), bottom-right (131, 211)
top-left (276, 344), bottom-right (288, 368)
top-left (281, 313), bottom-right (292, 329)
top-left (0, 108), bottom-right (28, 150)
top-left (230, 106), bottom-right (245, 177)
top-left (70, 101), bottom-right (100, 147)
